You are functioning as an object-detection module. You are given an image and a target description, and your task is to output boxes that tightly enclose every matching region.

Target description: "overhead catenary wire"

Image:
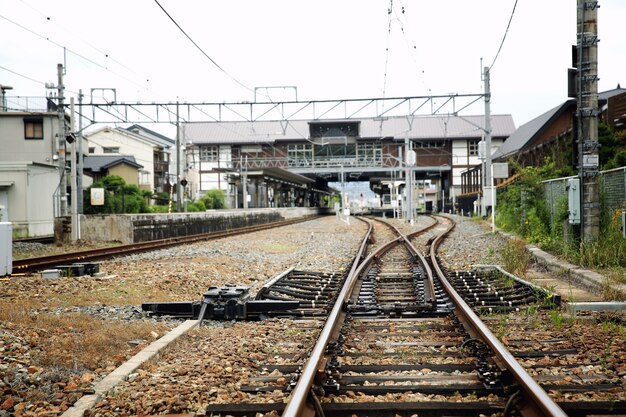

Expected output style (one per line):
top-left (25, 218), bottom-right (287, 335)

top-left (0, 64), bottom-right (46, 86)
top-left (0, 14), bottom-right (151, 93)
top-left (489, 0), bottom-right (519, 70)
top-left (153, 0), bottom-right (253, 94)
top-left (17, 0), bottom-right (147, 83)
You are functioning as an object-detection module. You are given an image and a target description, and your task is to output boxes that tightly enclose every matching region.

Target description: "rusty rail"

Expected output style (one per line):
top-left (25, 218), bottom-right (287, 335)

top-left (282, 215), bottom-right (438, 417)
top-left (428, 214), bottom-right (567, 417)
top-left (12, 216), bottom-right (320, 274)
top-left (281, 216), bottom-right (373, 417)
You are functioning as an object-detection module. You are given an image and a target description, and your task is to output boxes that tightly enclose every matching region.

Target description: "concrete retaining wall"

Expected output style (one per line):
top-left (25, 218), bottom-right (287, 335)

top-left (56, 208), bottom-right (322, 244)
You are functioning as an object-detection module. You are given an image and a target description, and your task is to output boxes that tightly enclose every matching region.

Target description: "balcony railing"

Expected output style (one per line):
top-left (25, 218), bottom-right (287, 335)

top-left (154, 161), bottom-right (169, 173)
top-left (217, 156), bottom-right (392, 171)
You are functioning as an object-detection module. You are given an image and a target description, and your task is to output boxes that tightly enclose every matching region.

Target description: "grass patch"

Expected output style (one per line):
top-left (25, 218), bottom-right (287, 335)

top-left (1, 300), bottom-right (165, 371)
top-left (499, 239), bottom-right (532, 277)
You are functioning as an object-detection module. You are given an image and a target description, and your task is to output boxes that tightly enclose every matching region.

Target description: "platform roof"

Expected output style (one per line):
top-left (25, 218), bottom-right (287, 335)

top-left (214, 166), bottom-right (315, 186)
top-left (182, 114), bottom-right (516, 145)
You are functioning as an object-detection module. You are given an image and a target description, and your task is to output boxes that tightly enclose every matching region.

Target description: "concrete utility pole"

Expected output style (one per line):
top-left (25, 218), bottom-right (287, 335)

top-left (70, 98), bottom-right (79, 241)
top-left (57, 63), bottom-right (68, 217)
top-left (577, 0), bottom-right (600, 241)
top-left (176, 101), bottom-right (181, 212)
top-left (77, 90), bottom-right (84, 214)
top-left (481, 66), bottom-right (493, 226)
top-left (404, 132), bottom-right (415, 223)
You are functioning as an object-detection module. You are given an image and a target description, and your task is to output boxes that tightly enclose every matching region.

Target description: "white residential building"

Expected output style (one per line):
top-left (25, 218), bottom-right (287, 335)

top-left (85, 126), bottom-right (174, 193)
top-left (0, 110), bottom-right (80, 237)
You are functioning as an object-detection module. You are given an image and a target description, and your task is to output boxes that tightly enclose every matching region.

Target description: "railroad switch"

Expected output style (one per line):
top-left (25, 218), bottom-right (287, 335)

top-left (54, 262), bottom-right (100, 277)
top-left (142, 284), bottom-right (300, 322)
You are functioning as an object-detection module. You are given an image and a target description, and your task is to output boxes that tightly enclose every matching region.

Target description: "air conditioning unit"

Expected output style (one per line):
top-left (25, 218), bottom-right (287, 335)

top-left (0, 222), bottom-right (12, 276)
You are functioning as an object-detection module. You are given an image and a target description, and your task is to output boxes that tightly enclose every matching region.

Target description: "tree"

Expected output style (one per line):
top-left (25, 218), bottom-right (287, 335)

top-left (83, 175), bottom-right (149, 214)
top-left (200, 189), bottom-right (226, 209)
top-left (599, 121), bottom-right (626, 169)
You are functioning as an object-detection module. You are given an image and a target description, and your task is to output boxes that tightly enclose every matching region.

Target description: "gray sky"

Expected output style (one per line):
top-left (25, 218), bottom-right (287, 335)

top-left (1, 0), bottom-right (624, 132)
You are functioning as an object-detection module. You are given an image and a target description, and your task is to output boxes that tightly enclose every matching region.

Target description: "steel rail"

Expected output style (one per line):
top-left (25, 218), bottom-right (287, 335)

top-left (393, 216), bottom-right (439, 305)
top-left (281, 217), bottom-right (376, 417)
top-left (282, 216), bottom-right (437, 417)
top-left (13, 215), bottom-right (319, 274)
top-left (428, 214), bottom-right (568, 417)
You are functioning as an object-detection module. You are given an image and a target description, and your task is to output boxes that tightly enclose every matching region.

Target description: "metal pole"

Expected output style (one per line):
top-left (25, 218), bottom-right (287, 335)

top-left (176, 102), bottom-right (181, 212)
top-left (243, 155), bottom-right (249, 209)
top-left (405, 133), bottom-right (413, 223)
top-left (70, 98), bottom-right (78, 241)
top-left (57, 63), bottom-right (67, 217)
top-left (77, 90), bottom-right (84, 215)
top-left (483, 66), bottom-right (493, 225)
top-left (490, 164), bottom-right (496, 232)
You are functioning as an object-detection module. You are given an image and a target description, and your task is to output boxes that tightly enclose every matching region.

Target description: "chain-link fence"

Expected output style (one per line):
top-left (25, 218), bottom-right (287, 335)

top-left (542, 166), bottom-right (626, 228)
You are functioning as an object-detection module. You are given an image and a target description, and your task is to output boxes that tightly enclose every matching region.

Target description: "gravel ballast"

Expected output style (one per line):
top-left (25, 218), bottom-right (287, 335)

top-left (3, 214), bottom-right (623, 416)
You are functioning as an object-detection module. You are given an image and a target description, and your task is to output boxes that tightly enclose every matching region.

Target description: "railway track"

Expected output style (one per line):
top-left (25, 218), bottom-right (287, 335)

top-left (59, 214), bottom-right (625, 416)
top-left (11, 215), bottom-right (320, 274)
top-left (270, 215), bottom-right (564, 417)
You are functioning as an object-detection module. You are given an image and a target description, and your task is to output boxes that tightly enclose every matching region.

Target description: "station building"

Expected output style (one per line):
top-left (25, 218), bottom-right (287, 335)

top-left (180, 114), bottom-right (516, 211)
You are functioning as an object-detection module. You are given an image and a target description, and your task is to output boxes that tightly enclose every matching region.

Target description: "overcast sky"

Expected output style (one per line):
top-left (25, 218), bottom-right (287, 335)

top-left (1, 0), bottom-right (624, 134)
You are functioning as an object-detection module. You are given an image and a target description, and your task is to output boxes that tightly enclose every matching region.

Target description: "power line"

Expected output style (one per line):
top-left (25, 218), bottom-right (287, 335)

top-left (153, 0), bottom-right (252, 93)
top-left (392, 0), bottom-right (432, 98)
top-left (0, 14), bottom-right (151, 93)
top-left (489, 0), bottom-right (519, 70)
top-left (18, 0), bottom-right (151, 85)
top-left (0, 64), bottom-right (46, 86)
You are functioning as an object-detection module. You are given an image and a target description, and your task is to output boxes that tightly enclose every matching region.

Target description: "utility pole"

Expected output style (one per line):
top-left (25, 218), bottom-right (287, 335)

top-left (483, 66), bottom-right (495, 231)
top-left (404, 132), bottom-right (415, 223)
top-left (70, 98), bottom-right (79, 241)
top-left (243, 156), bottom-right (249, 209)
top-left (176, 101), bottom-right (181, 212)
top-left (77, 90), bottom-right (84, 214)
top-left (577, 0), bottom-right (600, 241)
top-left (57, 63), bottom-right (68, 216)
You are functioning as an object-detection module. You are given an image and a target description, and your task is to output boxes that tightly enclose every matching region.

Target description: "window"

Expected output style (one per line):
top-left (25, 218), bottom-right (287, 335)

top-left (468, 140), bottom-right (480, 156)
top-left (287, 144), bottom-right (312, 167)
top-left (24, 117), bottom-right (44, 140)
top-left (88, 147), bottom-right (95, 154)
top-left (356, 143), bottom-right (382, 165)
top-left (103, 147), bottom-right (120, 154)
top-left (199, 145), bottom-right (219, 162)
top-left (309, 122), bottom-right (359, 138)
top-left (415, 140), bottom-right (444, 149)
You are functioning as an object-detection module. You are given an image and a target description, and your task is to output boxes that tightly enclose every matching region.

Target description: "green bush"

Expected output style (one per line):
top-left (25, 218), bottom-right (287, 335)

top-left (576, 210), bottom-right (626, 268)
top-left (83, 175), bottom-right (149, 214)
top-left (149, 205), bottom-right (170, 213)
top-left (186, 200), bottom-right (206, 212)
top-left (496, 162), bottom-right (552, 242)
top-left (496, 158), bottom-right (626, 269)
top-left (200, 189), bottom-right (226, 209)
